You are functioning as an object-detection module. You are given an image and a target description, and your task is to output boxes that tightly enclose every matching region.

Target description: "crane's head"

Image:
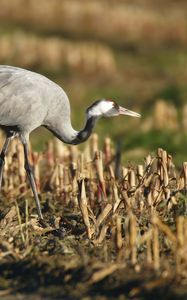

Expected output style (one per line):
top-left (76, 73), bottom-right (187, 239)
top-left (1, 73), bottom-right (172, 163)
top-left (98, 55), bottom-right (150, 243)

top-left (86, 99), bottom-right (141, 119)
top-left (72, 99), bottom-right (141, 145)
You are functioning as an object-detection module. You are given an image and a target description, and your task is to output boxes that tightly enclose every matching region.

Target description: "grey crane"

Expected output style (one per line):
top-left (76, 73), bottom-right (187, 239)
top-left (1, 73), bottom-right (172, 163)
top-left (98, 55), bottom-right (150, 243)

top-left (0, 65), bottom-right (141, 219)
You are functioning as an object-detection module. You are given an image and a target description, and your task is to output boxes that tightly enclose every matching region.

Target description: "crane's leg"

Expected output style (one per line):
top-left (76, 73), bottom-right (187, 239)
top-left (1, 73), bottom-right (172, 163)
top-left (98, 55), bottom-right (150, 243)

top-left (20, 135), bottom-right (43, 220)
top-left (0, 133), bottom-right (15, 189)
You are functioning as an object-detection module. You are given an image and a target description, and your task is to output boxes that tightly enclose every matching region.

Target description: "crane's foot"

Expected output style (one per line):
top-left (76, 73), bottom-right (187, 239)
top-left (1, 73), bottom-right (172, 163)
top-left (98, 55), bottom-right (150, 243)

top-left (38, 218), bottom-right (49, 228)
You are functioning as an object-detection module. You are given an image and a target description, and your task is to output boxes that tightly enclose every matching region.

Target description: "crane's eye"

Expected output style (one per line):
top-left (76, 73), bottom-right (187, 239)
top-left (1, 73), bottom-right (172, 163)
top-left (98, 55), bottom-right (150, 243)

top-left (107, 100), bottom-right (119, 111)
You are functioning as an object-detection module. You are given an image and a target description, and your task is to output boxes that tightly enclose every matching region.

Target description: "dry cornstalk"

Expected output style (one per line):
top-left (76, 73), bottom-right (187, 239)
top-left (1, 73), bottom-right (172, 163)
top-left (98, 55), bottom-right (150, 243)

top-left (17, 142), bottom-right (26, 184)
top-left (144, 154), bottom-right (154, 177)
top-left (129, 169), bottom-right (136, 190)
top-left (9, 138), bottom-right (17, 156)
top-left (183, 162), bottom-right (187, 189)
top-left (182, 162), bottom-right (187, 191)
top-left (63, 167), bottom-right (71, 186)
top-left (88, 264), bottom-right (119, 285)
top-left (46, 140), bottom-right (54, 168)
top-left (121, 190), bottom-right (131, 208)
top-left (164, 187), bottom-right (171, 201)
top-left (5, 153), bottom-right (14, 190)
top-left (54, 138), bottom-right (65, 161)
top-left (0, 206), bottom-right (17, 229)
top-left (87, 162), bottom-right (93, 180)
top-left (96, 203), bottom-right (112, 227)
top-left (108, 165), bottom-right (115, 180)
top-left (90, 133), bottom-right (98, 157)
top-left (154, 188), bottom-right (164, 207)
top-left (129, 213), bottom-right (137, 265)
top-left (30, 219), bottom-right (54, 234)
top-left (28, 141), bottom-right (33, 165)
top-left (137, 165), bottom-right (144, 183)
top-left (161, 150), bottom-right (169, 187)
top-left (135, 188), bottom-right (144, 211)
top-left (77, 154), bottom-right (85, 178)
top-left (152, 177), bottom-right (160, 203)
top-left (177, 216), bottom-right (184, 247)
top-left (88, 180), bottom-right (97, 209)
top-left (25, 199), bottom-right (29, 246)
top-left (176, 216), bottom-right (186, 274)
top-left (7, 151), bottom-right (13, 166)
top-left (93, 224), bottom-right (109, 245)
top-left (121, 171), bottom-right (129, 193)
top-left (167, 195), bottom-right (177, 211)
top-left (184, 218), bottom-right (187, 241)
top-left (94, 150), bottom-right (106, 197)
top-left (147, 191), bottom-right (153, 211)
top-left (145, 154), bottom-right (152, 168)
top-left (83, 144), bottom-right (91, 164)
top-left (71, 145), bottom-right (80, 163)
top-left (94, 150), bottom-right (104, 181)
top-left (116, 215), bottom-right (123, 250)
top-left (79, 179), bottom-right (92, 239)
top-left (49, 164), bottom-right (58, 187)
top-left (157, 148), bottom-right (163, 178)
top-left (7, 173), bottom-right (14, 197)
top-left (144, 173), bottom-right (154, 188)
top-left (152, 214), bottom-right (177, 243)
top-left (3, 157), bottom-right (9, 190)
top-left (32, 152), bottom-right (41, 193)
top-left (113, 183), bottom-right (121, 213)
top-left (63, 167), bottom-right (71, 200)
top-left (71, 163), bottom-right (78, 207)
top-left (138, 228), bottom-right (153, 246)
top-left (103, 137), bottom-right (112, 164)
top-left (71, 161), bottom-right (77, 177)
top-left (58, 164), bottom-right (64, 191)
top-left (53, 162), bottom-right (60, 195)
top-left (62, 146), bottom-right (70, 164)
top-left (122, 167), bottom-right (128, 180)
top-left (152, 225), bottom-right (160, 270)
top-left (146, 237), bottom-right (152, 264)
top-left (15, 200), bottom-right (25, 245)
top-left (167, 154), bottom-right (176, 178)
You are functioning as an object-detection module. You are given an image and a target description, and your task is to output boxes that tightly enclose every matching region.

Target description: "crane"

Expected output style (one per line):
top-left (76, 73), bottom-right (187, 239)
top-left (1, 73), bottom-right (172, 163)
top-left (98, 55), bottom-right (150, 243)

top-left (0, 65), bottom-right (141, 219)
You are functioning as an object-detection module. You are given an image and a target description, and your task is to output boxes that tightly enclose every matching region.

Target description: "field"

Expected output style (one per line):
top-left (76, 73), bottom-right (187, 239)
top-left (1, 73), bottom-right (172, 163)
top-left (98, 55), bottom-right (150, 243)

top-left (0, 135), bottom-right (186, 299)
top-left (0, 0), bottom-right (187, 299)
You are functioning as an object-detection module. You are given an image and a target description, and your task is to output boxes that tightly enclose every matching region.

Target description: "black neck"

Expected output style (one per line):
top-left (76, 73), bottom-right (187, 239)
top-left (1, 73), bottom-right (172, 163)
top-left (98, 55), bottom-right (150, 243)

top-left (71, 116), bottom-right (98, 145)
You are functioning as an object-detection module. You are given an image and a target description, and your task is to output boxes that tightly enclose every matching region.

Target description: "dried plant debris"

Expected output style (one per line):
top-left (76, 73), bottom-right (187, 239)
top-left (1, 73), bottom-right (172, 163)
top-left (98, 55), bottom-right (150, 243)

top-left (0, 135), bottom-right (186, 299)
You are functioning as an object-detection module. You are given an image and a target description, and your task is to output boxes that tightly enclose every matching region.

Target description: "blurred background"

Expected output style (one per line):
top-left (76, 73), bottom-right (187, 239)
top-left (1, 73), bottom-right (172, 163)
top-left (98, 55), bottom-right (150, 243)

top-left (0, 0), bottom-right (187, 165)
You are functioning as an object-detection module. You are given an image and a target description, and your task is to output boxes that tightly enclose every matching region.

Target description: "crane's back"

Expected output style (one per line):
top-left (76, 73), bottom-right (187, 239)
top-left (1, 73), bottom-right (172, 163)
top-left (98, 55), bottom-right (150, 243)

top-left (0, 65), bottom-right (70, 135)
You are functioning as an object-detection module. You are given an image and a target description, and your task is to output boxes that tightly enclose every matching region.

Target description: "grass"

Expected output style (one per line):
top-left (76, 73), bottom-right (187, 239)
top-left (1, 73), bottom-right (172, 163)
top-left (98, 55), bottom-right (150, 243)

top-left (117, 130), bottom-right (187, 166)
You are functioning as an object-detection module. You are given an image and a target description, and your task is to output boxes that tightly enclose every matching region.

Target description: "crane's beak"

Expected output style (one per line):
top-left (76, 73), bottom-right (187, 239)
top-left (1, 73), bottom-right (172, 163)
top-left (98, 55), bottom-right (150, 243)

top-left (119, 106), bottom-right (141, 118)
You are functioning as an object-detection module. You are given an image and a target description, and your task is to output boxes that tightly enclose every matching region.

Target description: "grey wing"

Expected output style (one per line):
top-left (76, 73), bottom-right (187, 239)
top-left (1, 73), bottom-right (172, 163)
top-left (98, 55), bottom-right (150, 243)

top-left (0, 66), bottom-right (49, 131)
top-left (0, 66), bottom-right (22, 89)
top-left (0, 65), bottom-right (70, 134)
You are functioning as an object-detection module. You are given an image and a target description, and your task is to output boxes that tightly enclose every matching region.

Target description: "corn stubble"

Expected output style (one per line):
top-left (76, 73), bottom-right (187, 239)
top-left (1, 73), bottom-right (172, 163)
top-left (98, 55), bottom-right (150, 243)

top-left (0, 133), bottom-right (186, 297)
